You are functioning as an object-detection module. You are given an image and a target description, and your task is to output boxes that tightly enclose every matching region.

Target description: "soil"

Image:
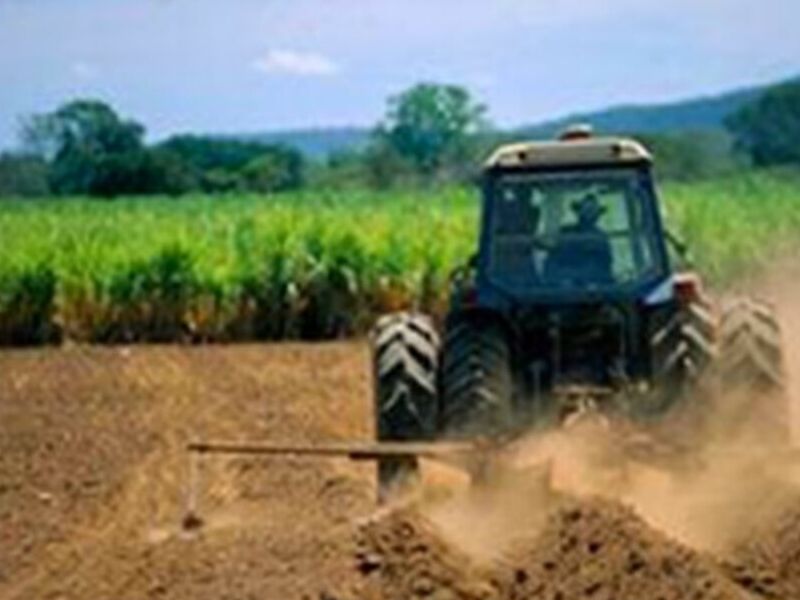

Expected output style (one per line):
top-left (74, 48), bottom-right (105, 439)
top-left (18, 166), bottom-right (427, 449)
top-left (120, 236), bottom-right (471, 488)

top-left (724, 506), bottom-right (800, 599)
top-left (0, 343), bottom-right (373, 600)
top-left (496, 498), bottom-right (744, 600)
top-left (2, 342), bottom-right (800, 600)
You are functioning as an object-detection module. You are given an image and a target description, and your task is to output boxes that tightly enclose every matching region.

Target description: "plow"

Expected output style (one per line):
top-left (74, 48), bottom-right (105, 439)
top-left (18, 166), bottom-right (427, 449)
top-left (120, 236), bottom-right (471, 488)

top-left (181, 411), bottom-right (800, 530)
top-left (182, 126), bottom-right (796, 528)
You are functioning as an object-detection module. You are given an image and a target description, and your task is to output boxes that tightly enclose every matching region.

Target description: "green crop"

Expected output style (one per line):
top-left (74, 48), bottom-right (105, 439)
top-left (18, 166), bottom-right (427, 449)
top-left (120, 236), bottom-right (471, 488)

top-left (0, 172), bottom-right (798, 344)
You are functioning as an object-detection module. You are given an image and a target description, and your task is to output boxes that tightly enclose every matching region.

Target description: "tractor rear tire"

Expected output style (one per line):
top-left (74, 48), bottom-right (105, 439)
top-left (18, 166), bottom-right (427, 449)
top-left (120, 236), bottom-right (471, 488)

top-left (648, 298), bottom-right (717, 415)
top-left (371, 312), bottom-right (439, 500)
top-left (440, 315), bottom-right (514, 437)
top-left (718, 298), bottom-right (789, 443)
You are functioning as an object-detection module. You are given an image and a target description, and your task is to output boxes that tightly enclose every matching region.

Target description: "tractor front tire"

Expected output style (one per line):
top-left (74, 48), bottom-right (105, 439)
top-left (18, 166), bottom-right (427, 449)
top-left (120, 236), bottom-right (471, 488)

top-left (440, 314), bottom-right (514, 437)
top-left (371, 312), bottom-right (439, 500)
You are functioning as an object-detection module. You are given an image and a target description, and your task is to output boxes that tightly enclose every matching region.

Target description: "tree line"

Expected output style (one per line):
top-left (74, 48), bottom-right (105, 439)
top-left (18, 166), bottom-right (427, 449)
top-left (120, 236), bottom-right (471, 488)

top-left (7, 101), bottom-right (305, 197)
top-left (1, 80), bottom-right (799, 198)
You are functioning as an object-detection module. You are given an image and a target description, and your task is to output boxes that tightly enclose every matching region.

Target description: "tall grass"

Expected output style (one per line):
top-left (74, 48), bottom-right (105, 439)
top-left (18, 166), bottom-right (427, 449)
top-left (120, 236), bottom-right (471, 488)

top-left (0, 171), bottom-right (798, 344)
top-left (666, 170), bottom-right (800, 282)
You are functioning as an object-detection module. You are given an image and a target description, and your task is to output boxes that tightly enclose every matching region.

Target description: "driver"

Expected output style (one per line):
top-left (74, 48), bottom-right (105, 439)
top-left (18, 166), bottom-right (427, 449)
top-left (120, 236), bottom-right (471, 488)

top-left (544, 194), bottom-right (613, 284)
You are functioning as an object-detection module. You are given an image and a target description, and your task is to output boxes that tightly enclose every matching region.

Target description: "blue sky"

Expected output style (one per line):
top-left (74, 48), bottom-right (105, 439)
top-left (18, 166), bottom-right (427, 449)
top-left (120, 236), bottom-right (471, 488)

top-left (1, 0), bottom-right (799, 148)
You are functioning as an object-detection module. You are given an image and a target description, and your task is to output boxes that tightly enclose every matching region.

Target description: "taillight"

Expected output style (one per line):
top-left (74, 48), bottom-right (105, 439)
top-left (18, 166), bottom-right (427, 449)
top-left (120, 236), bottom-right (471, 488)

top-left (673, 273), bottom-right (702, 306)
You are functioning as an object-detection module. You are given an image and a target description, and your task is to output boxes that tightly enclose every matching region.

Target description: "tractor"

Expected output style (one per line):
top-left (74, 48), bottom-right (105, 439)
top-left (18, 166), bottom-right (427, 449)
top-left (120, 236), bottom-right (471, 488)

top-left (181, 127), bottom-right (791, 524)
top-left (372, 125), bottom-right (789, 495)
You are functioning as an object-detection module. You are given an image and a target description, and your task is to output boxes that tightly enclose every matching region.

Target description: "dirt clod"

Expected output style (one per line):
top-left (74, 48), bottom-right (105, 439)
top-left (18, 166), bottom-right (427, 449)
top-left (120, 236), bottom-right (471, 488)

top-left (181, 511), bottom-right (205, 531)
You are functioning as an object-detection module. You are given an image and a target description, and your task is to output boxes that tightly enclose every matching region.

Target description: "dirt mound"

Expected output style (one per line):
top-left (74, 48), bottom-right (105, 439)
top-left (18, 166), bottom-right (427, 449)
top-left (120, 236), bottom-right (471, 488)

top-left (499, 498), bottom-right (743, 600)
top-left (725, 505), bottom-right (800, 599)
top-left (349, 497), bottom-right (750, 600)
top-left (354, 508), bottom-right (500, 600)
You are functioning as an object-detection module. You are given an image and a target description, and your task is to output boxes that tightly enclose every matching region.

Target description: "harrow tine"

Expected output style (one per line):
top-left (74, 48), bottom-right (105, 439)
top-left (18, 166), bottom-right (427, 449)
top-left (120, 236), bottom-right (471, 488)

top-left (181, 447), bottom-right (205, 531)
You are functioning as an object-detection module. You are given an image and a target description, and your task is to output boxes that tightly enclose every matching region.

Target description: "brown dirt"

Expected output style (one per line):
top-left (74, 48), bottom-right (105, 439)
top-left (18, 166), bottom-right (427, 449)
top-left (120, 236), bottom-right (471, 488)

top-left (354, 507), bottom-right (500, 600)
top-left (2, 342), bottom-right (800, 600)
top-left (725, 506), bottom-right (800, 599)
top-left (352, 497), bottom-right (747, 600)
top-left (497, 498), bottom-right (744, 600)
top-left (0, 343), bottom-right (374, 600)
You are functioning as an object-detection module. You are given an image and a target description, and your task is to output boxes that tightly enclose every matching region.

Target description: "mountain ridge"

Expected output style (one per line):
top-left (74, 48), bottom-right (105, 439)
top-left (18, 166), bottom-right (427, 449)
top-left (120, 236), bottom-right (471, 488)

top-left (237, 74), bottom-right (798, 157)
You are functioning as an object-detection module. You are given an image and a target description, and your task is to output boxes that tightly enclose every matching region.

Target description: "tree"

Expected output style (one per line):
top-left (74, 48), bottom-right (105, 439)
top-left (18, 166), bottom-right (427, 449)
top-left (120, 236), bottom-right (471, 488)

top-left (241, 147), bottom-right (305, 193)
top-left (726, 82), bottom-right (800, 167)
top-left (374, 83), bottom-right (488, 178)
top-left (307, 150), bottom-right (367, 190)
top-left (158, 135), bottom-right (305, 193)
top-left (158, 135), bottom-right (271, 172)
top-left (363, 143), bottom-right (415, 189)
top-left (21, 99), bottom-right (153, 196)
top-left (635, 130), bottom-right (736, 181)
top-left (0, 153), bottom-right (50, 197)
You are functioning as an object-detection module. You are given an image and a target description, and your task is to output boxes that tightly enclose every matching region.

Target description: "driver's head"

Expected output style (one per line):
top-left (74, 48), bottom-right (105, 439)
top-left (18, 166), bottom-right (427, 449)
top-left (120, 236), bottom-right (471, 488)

top-left (571, 194), bottom-right (604, 227)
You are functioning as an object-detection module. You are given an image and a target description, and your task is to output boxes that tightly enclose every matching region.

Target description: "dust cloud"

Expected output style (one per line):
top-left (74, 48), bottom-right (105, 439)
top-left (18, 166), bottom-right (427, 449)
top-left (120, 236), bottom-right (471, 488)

top-left (414, 263), bottom-right (800, 563)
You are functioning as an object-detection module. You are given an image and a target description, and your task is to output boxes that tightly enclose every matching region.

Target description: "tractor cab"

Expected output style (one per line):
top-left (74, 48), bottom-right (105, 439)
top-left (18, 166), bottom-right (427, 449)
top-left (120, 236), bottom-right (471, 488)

top-left (454, 127), bottom-right (683, 399)
top-left (476, 127), bottom-right (672, 306)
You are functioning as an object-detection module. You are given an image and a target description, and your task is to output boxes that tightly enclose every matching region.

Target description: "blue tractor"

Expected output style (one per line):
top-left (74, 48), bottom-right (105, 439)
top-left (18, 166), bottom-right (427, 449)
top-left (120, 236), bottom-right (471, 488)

top-left (371, 127), bottom-right (787, 493)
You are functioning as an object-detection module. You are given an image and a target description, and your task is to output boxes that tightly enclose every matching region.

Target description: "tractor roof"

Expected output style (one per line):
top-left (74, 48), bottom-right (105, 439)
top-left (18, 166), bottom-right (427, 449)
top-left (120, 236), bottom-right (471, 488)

top-left (484, 136), bottom-right (652, 170)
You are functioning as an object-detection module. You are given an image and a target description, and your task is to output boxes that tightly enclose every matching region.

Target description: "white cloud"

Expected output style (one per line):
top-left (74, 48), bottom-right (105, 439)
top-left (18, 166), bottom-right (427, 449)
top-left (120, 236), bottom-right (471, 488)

top-left (71, 61), bottom-right (98, 80)
top-left (252, 49), bottom-right (339, 77)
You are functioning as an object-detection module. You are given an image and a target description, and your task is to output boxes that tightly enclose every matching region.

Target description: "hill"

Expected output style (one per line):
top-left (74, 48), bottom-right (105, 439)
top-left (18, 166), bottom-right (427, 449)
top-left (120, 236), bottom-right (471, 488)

top-left (240, 126), bottom-right (369, 159)
top-left (236, 74), bottom-right (797, 157)
top-left (517, 80), bottom-right (780, 138)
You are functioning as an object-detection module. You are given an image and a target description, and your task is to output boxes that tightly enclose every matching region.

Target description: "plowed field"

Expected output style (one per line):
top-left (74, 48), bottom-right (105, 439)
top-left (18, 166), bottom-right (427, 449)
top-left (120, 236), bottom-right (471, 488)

top-left (2, 341), bottom-right (800, 600)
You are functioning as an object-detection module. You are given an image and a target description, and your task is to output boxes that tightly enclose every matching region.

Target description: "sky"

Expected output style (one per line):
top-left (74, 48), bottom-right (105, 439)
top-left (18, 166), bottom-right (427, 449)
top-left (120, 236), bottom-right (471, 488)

top-left (1, 0), bottom-right (799, 149)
